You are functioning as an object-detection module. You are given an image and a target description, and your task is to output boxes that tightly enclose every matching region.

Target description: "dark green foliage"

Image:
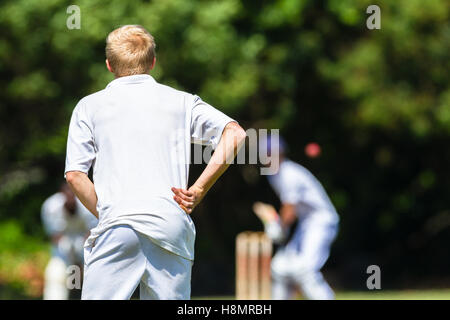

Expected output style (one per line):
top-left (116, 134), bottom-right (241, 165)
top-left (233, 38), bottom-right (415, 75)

top-left (0, 0), bottom-right (449, 295)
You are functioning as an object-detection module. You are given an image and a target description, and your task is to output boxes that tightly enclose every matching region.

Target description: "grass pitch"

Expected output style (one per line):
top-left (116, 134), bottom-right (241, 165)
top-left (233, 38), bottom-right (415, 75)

top-left (194, 289), bottom-right (450, 300)
top-left (336, 289), bottom-right (450, 300)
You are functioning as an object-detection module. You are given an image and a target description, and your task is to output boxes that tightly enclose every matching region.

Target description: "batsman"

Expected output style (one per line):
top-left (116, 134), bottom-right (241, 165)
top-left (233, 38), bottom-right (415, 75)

top-left (254, 136), bottom-right (339, 300)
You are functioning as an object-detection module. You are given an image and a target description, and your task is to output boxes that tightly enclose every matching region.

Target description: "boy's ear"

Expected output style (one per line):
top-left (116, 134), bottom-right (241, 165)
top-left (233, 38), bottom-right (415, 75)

top-left (106, 59), bottom-right (114, 73)
top-left (150, 57), bottom-right (156, 70)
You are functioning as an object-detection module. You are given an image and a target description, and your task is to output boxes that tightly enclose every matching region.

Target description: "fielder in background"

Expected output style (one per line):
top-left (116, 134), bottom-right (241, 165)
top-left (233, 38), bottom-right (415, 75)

top-left (253, 136), bottom-right (339, 300)
top-left (41, 183), bottom-right (98, 300)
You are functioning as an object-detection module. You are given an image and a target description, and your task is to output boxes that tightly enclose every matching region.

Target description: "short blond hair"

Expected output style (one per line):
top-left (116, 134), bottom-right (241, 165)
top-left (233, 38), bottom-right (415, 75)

top-left (106, 25), bottom-right (156, 77)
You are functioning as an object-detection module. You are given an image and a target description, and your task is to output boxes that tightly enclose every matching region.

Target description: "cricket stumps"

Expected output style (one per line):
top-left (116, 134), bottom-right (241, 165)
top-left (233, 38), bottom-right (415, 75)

top-left (236, 231), bottom-right (272, 300)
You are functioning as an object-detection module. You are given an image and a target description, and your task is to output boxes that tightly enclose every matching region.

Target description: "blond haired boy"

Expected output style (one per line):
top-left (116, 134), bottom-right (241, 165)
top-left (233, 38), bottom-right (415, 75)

top-left (65, 25), bottom-right (246, 299)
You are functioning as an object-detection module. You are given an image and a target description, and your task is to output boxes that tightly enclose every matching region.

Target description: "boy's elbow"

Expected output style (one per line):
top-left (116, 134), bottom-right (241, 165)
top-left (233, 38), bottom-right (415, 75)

top-left (226, 122), bottom-right (246, 143)
top-left (65, 171), bottom-right (82, 186)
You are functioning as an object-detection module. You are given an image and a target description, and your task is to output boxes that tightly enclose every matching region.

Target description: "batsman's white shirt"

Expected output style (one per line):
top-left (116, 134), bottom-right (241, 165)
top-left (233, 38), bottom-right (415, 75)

top-left (268, 159), bottom-right (339, 225)
top-left (65, 74), bottom-right (235, 261)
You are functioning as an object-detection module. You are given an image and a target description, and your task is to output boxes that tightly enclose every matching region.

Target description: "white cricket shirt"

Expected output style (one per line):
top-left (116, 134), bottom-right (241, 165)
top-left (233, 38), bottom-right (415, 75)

top-left (41, 192), bottom-right (98, 237)
top-left (41, 192), bottom-right (98, 263)
top-left (268, 159), bottom-right (339, 224)
top-left (65, 74), bottom-right (235, 261)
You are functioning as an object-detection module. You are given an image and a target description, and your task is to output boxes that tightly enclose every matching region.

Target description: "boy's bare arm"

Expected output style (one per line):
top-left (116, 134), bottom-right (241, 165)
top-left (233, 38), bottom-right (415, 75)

top-left (172, 122), bottom-right (246, 214)
top-left (65, 171), bottom-right (99, 218)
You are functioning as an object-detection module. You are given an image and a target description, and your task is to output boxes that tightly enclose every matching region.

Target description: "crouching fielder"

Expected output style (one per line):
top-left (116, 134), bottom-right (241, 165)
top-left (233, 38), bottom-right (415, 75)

top-left (253, 137), bottom-right (339, 300)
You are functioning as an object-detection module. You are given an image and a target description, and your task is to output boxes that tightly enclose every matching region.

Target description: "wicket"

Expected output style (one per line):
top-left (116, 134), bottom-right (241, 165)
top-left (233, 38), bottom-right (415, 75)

top-left (235, 232), bottom-right (272, 300)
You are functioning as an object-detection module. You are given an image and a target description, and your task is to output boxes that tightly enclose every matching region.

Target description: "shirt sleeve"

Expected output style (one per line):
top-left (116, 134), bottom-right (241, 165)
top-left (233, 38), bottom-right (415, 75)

top-left (190, 95), bottom-right (236, 149)
top-left (64, 101), bottom-right (96, 176)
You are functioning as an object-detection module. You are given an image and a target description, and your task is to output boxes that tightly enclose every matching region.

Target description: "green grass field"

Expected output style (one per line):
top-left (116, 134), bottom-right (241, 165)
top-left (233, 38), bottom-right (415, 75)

top-left (336, 289), bottom-right (450, 300)
top-left (194, 289), bottom-right (450, 300)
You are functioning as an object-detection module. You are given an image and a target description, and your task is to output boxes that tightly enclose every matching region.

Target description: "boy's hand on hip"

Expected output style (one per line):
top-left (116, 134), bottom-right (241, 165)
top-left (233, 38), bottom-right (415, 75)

top-left (171, 185), bottom-right (205, 214)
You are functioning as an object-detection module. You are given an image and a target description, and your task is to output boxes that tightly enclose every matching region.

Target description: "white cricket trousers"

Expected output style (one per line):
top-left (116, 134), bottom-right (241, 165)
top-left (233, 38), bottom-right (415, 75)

top-left (271, 218), bottom-right (338, 300)
top-left (44, 256), bottom-right (70, 300)
top-left (81, 225), bottom-right (193, 300)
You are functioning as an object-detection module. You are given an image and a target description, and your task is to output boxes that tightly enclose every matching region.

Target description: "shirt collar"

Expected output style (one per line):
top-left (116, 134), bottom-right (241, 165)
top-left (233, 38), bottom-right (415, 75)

top-left (106, 74), bottom-right (156, 88)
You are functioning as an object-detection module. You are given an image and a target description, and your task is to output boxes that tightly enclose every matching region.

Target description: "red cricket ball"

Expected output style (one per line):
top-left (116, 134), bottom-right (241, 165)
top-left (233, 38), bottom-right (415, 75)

top-left (305, 142), bottom-right (321, 158)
